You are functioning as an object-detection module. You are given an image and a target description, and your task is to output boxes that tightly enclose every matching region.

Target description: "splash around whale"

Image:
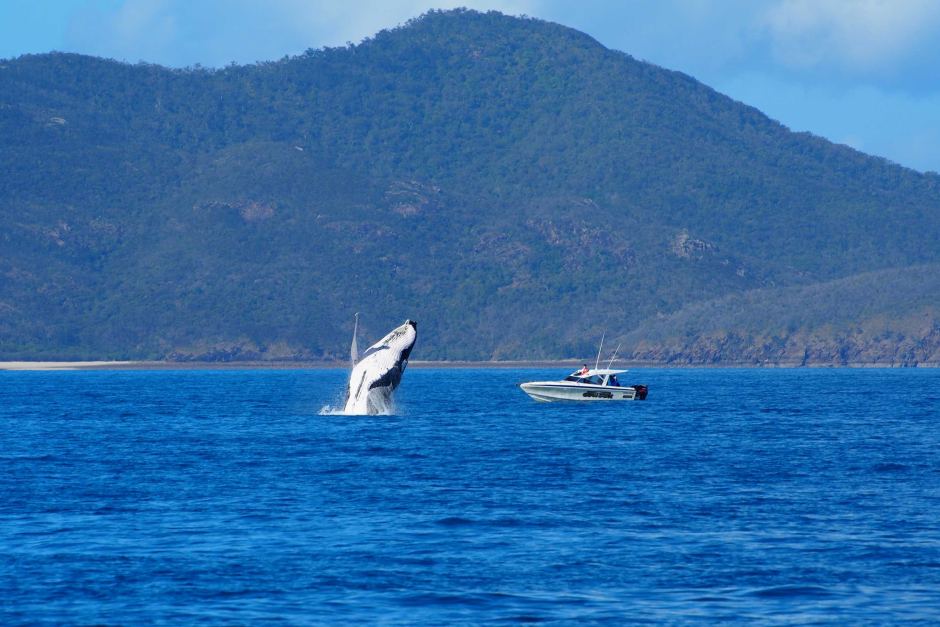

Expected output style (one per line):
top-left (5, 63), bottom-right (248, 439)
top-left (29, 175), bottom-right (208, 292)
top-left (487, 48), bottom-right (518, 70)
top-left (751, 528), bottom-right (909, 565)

top-left (340, 319), bottom-right (417, 415)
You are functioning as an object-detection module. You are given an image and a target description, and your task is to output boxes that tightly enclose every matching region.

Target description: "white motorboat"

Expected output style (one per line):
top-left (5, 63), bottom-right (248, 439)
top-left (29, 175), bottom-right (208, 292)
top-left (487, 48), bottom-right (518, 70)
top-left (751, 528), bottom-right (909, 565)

top-left (520, 368), bottom-right (648, 402)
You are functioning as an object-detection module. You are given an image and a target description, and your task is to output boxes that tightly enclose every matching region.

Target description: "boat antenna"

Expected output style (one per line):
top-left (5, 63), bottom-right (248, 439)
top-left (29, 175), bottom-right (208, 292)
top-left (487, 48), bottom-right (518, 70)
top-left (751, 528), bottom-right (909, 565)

top-left (606, 342), bottom-right (621, 370)
top-left (350, 312), bottom-right (359, 368)
top-left (593, 331), bottom-right (606, 371)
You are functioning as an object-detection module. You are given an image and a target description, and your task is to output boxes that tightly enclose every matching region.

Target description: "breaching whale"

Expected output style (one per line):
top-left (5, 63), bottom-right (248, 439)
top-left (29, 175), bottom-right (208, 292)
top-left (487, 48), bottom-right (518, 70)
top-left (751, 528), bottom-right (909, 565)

top-left (343, 319), bottom-right (417, 415)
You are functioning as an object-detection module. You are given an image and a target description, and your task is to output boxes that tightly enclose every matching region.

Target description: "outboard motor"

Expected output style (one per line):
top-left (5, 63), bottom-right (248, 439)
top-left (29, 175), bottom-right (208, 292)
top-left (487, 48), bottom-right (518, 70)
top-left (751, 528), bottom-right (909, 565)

top-left (632, 385), bottom-right (648, 400)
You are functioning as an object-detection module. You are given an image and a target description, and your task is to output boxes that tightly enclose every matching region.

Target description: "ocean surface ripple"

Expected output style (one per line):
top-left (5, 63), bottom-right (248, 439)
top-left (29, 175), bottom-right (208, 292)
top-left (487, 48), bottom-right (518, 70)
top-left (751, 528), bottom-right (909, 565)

top-left (2, 368), bottom-right (940, 623)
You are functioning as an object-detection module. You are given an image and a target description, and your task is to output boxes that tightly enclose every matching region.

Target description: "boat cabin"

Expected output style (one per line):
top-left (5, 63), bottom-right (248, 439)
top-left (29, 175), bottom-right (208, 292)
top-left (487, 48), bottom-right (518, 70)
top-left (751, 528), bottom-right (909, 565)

top-left (564, 369), bottom-right (628, 387)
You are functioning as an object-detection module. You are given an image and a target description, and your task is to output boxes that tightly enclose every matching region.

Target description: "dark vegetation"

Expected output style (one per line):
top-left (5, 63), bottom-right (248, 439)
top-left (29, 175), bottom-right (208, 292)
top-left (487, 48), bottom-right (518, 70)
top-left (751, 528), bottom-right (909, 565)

top-left (2, 10), bottom-right (939, 363)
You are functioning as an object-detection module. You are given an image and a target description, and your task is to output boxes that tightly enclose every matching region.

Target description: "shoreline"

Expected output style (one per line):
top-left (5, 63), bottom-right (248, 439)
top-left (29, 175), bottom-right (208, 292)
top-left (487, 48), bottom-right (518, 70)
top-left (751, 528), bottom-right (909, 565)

top-left (0, 360), bottom-right (936, 371)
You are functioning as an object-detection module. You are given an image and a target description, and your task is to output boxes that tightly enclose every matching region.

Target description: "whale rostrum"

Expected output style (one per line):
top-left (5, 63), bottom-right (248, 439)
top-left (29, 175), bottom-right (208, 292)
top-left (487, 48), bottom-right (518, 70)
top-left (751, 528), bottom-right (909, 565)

top-left (343, 319), bottom-right (417, 415)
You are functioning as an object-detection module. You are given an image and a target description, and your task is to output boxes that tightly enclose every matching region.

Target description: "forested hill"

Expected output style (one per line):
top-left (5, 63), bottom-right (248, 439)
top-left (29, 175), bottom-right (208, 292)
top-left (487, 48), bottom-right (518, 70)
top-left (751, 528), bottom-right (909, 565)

top-left (2, 9), bottom-right (939, 364)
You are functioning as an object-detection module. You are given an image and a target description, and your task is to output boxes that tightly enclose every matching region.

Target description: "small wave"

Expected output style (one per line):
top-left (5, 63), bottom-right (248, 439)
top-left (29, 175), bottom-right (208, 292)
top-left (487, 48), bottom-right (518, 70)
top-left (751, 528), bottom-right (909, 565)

top-left (1, 454), bottom-right (57, 462)
top-left (872, 462), bottom-right (909, 473)
top-left (433, 516), bottom-right (530, 529)
top-left (399, 592), bottom-right (491, 607)
top-left (436, 516), bottom-right (476, 527)
top-left (94, 505), bottom-right (140, 514)
top-left (747, 585), bottom-right (834, 599)
top-left (318, 466), bottom-right (352, 475)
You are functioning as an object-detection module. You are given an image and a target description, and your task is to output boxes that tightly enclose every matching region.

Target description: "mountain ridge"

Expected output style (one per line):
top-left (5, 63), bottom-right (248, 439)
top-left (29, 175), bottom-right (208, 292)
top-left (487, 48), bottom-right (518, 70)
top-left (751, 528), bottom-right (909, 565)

top-left (2, 9), bottom-right (938, 363)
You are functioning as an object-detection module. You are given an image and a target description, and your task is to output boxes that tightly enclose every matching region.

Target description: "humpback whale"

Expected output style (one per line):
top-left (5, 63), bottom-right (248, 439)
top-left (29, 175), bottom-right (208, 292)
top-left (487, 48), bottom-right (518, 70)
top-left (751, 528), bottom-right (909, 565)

top-left (343, 319), bottom-right (417, 415)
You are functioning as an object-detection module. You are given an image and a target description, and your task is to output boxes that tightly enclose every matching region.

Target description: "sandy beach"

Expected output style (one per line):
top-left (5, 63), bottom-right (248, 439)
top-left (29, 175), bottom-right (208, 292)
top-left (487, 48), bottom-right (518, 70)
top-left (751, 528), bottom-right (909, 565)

top-left (0, 361), bottom-right (144, 371)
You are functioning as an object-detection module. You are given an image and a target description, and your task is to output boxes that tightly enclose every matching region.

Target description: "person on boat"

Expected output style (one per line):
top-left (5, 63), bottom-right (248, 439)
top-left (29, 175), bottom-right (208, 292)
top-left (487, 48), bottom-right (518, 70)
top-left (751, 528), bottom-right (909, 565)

top-left (609, 374), bottom-right (620, 387)
top-left (577, 364), bottom-right (589, 375)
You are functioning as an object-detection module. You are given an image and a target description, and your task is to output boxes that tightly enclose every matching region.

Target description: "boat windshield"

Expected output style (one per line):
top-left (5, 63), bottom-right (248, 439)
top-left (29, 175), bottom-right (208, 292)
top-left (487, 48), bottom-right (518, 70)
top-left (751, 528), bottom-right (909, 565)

top-left (563, 374), bottom-right (605, 385)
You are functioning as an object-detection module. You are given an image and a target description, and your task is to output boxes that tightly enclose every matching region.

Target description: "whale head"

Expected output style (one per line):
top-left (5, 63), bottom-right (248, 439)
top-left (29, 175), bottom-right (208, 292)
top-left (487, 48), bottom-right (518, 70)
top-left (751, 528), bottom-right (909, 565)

top-left (342, 319), bottom-right (417, 415)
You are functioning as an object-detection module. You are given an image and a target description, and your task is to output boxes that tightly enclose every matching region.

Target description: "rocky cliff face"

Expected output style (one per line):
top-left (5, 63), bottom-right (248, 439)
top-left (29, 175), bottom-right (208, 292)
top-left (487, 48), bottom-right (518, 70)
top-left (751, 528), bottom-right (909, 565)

top-left (626, 324), bottom-right (940, 366)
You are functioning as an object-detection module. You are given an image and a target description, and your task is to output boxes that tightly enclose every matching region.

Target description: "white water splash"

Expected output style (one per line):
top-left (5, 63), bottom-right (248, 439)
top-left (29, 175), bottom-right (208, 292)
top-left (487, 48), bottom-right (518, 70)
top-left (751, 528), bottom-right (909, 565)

top-left (318, 400), bottom-right (396, 416)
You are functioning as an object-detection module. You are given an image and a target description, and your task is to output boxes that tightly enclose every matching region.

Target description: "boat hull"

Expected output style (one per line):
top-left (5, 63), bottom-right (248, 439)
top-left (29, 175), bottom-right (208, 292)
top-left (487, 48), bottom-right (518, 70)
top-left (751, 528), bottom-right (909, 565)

top-left (520, 382), bottom-right (645, 402)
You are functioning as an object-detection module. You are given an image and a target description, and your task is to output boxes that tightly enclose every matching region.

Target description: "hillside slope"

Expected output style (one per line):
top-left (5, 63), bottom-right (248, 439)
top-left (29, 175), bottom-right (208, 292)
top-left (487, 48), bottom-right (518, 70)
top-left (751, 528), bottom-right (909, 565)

top-left (623, 264), bottom-right (940, 365)
top-left (1, 9), bottom-right (939, 362)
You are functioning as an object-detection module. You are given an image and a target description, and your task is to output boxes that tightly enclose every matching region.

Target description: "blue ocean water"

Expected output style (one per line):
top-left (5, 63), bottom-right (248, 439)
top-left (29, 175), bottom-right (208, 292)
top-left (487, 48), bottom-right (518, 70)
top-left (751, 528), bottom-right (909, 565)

top-left (2, 367), bottom-right (939, 623)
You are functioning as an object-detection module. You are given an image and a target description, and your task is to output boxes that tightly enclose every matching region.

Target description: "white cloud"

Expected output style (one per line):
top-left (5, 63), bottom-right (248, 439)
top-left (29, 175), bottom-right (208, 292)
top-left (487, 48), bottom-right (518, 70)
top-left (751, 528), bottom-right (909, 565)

top-left (110, 0), bottom-right (175, 44)
top-left (762, 0), bottom-right (940, 72)
top-left (273, 0), bottom-right (537, 49)
top-left (65, 0), bottom-right (185, 65)
top-left (64, 0), bottom-right (537, 67)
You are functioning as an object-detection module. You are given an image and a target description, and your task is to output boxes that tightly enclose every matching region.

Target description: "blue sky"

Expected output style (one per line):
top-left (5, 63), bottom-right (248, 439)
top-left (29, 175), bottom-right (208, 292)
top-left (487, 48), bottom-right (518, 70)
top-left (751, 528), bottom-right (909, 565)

top-left (3, 0), bottom-right (939, 173)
